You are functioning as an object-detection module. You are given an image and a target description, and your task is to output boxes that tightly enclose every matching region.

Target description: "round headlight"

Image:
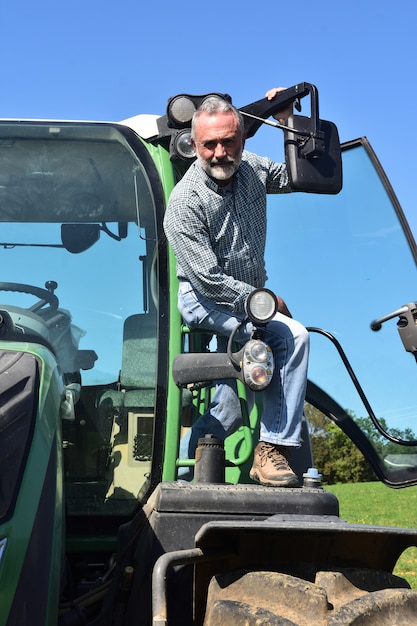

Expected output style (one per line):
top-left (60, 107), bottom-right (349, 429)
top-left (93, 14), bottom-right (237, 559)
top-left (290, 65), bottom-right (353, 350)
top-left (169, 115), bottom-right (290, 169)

top-left (173, 131), bottom-right (195, 160)
top-left (249, 366), bottom-right (269, 386)
top-left (245, 288), bottom-right (277, 324)
top-left (248, 340), bottom-right (269, 363)
top-left (168, 96), bottom-right (197, 127)
top-left (242, 338), bottom-right (274, 390)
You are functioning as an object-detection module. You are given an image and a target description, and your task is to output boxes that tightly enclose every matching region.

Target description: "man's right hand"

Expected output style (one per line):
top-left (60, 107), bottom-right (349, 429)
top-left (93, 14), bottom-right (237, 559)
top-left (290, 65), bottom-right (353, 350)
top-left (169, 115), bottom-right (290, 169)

top-left (265, 87), bottom-right (293, 124)
top-left (277, 295), bottom-right (292, 318)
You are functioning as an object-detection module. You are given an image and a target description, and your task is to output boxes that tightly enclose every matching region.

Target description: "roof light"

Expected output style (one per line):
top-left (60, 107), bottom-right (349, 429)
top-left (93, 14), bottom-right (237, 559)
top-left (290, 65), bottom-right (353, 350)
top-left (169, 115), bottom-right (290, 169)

top-left (166, 92), bottom-right (233, 129)
top-left (167, 96), bottom-right (197, 128)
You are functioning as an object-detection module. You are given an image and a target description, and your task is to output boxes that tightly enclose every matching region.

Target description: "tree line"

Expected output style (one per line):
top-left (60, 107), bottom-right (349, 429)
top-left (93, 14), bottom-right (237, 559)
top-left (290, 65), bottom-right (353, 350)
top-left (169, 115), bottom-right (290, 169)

top-left (305, 403), bottom-right (417, 484)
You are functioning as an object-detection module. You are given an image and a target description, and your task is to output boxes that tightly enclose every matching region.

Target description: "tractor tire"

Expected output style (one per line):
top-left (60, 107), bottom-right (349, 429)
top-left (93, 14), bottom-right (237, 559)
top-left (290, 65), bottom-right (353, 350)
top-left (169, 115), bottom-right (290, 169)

top-left (202, 569), bottom-right (417, 625)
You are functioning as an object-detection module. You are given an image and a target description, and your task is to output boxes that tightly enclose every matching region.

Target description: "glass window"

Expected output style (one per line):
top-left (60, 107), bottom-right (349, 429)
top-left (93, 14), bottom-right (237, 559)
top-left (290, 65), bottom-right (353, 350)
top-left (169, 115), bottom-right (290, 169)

top-left (265, 139), bottom-right (417, 485)
top-left (0, 122), bottom-right (161, 515)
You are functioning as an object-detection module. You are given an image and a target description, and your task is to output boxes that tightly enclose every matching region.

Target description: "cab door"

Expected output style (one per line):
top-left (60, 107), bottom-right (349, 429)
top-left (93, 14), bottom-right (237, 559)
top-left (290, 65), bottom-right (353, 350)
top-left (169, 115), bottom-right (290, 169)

top-left (266, 137), bottom-right (417, 487)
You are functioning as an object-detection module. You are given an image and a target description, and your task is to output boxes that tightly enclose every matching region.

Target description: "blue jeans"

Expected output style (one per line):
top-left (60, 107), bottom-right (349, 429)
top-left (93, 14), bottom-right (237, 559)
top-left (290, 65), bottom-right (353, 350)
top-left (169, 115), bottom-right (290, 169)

top-left (178, 281), bottom-right (309, 474)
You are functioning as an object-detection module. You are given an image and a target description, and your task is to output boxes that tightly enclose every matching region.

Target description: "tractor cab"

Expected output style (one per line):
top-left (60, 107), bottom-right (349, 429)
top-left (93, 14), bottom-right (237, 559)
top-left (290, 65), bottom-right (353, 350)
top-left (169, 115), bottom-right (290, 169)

top-left (0, 121), bottom-right (169, 535)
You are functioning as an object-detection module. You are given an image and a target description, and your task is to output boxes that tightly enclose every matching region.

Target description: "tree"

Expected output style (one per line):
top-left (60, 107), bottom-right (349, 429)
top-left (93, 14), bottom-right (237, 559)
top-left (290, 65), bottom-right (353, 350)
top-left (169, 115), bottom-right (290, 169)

top-left (305, 403), bottom-right (375, 484)
top-left (305, 403), bottom-right (417, 484)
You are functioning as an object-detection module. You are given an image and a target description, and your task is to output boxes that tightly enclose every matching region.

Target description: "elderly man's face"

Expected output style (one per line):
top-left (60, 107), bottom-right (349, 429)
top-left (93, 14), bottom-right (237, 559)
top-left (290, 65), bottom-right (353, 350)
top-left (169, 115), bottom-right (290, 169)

top-left (191, 111), bottom-right (245, 185)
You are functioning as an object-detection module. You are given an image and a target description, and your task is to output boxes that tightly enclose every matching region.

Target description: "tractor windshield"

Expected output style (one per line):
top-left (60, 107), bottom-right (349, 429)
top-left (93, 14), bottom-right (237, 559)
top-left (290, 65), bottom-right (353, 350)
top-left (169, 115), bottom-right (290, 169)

top-left (0, 121), bottom-right (166, 518)
top-left (266, 138), bottom-right (417, 487)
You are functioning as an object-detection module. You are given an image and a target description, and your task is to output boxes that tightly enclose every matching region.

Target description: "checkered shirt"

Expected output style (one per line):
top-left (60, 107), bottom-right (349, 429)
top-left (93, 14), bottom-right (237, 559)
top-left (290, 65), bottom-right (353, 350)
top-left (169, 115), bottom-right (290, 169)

top-left (164, 150), bottom-right (290, 313)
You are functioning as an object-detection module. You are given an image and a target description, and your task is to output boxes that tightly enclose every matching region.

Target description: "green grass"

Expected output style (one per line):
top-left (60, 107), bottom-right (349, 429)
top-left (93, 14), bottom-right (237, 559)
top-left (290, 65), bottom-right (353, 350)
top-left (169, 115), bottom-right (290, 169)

top-left (326, 482), bottom-right (417, 589)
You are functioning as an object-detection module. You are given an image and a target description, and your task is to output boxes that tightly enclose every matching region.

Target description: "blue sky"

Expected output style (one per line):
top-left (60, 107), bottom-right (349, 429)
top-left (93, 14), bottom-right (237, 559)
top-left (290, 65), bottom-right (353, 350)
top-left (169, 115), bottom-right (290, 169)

top-left (1, 0), bottom-right (416, 432)
top-left (1, 0), bottom-right (416, 235)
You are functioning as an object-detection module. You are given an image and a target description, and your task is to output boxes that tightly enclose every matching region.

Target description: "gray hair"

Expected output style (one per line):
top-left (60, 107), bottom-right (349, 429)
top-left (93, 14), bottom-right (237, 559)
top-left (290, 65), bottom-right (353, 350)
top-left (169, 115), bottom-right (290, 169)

top-left (191, 96), bottom-right (245, 140)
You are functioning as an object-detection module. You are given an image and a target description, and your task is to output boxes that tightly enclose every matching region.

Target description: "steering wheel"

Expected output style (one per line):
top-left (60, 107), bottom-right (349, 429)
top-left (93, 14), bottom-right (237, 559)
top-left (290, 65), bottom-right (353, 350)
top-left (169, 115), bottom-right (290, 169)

top-left (0, 282), bottom-right (59, 313)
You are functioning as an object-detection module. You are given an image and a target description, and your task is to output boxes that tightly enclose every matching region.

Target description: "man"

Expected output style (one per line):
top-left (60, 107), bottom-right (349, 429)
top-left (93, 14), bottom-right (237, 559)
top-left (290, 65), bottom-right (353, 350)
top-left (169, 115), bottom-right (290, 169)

top-left (163, 88), bottom-right (309, 487)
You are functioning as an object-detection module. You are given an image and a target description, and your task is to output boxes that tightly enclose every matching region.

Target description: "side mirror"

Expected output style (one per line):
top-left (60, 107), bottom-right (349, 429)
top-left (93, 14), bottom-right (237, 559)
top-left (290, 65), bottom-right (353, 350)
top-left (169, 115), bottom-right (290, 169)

top-left (284, 114), bottom-right (342, 194)
top-left (61, 222), bottom-right (128, 253)
top-left (240, 82), bottom-right (342, 195)
top-left (61, 224), bottom-right (101, 253)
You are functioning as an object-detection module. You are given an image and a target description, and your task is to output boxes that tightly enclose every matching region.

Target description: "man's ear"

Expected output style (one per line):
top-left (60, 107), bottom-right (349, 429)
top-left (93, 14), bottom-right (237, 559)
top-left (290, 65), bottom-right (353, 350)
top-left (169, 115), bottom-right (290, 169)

top-left (242, 132), bottom-right (247, 149)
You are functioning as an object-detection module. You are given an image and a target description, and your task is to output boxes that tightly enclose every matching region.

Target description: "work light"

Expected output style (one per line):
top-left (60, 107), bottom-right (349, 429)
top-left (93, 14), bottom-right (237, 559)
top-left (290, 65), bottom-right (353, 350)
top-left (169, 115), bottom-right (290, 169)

top-left (171, 130), bottom-right (195, 160)
top-left (245, 288), bottom-right (278, 325)
top-left (242, 339), bottom-right (274, 390)
top-left (166, 92), bottom-right (232, 129)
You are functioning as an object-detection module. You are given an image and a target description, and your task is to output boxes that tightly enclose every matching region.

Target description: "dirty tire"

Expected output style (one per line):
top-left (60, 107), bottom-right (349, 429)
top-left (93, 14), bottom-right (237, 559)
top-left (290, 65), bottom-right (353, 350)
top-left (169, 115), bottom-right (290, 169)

top-left (202, 570), bottom-right (417, 626)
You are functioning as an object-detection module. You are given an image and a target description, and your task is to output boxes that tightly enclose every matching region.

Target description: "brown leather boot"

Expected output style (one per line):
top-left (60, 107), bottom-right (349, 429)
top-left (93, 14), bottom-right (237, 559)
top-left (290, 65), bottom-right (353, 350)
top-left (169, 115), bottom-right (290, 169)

top-left (250, 441), bottom-right (300, 487)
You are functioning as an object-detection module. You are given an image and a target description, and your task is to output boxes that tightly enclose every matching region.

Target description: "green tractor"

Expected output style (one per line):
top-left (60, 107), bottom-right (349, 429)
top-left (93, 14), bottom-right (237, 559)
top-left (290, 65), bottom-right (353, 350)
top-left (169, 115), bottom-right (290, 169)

top-left (1, 83), bottom-right (417, 625)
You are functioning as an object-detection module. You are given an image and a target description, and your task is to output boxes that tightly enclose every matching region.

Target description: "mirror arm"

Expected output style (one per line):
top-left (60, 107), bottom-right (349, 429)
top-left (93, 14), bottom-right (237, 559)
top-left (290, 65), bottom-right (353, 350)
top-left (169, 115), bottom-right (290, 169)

top-left (100, 222), bottom-right (124, 241)
top-left (240, 111), bottom-right (312, 138)
top-left (298, 83), bottom-right (326, 159)
top-left (239, 83), bottom-right (309, 137)
top-left (370, 305), bottom-right (410, 331)
top-left (239, 82), bottom-right (326, 160)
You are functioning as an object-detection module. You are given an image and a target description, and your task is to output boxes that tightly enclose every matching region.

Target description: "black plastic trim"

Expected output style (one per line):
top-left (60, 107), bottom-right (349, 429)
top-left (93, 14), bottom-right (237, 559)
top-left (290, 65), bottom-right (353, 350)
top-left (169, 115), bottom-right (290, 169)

top-left (7, 437), bottom-right (58, 626)
top-left (0, 350), bottom-right (40, 521)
